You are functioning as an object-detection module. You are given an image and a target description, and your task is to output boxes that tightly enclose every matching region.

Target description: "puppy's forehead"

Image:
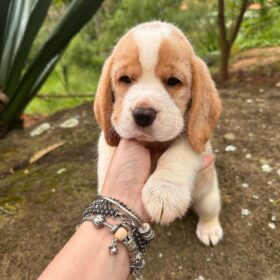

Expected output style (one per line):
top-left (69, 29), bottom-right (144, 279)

top-left (132, 23), bottom-right (172, 72)
top-left (112, 22), bottom-right (193, 75)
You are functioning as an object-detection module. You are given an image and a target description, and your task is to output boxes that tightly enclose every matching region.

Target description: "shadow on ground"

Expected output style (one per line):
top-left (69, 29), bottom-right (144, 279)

top-left (0, 84), bottom-right (279, 280)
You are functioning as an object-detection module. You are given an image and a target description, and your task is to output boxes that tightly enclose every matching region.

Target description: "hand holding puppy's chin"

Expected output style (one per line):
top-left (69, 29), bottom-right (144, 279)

top-left (101, 139), bottom-right (151, 222)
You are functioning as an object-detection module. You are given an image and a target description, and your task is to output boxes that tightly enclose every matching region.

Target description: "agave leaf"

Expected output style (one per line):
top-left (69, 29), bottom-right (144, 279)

top-left (0, 0), bottom-right (11, 70)
top-left (1, 0), bottom-right (103, 124)
top-left (1, 53), bottom-right (61, 122)
top-left (6, 0), bottom-right (52, 99)
top-left (0, 0), bottom-right (37, 91)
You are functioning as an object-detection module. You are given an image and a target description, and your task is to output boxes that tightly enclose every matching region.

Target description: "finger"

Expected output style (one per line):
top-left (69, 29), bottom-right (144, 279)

top-left (200, 154), bottom-right (214, 171)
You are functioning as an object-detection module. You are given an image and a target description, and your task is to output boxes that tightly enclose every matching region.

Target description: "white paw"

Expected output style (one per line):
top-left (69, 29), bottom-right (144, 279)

top-left (142, 176), bottom-right (191, 224)
top-left (196, 218), bottom-right (223, 246)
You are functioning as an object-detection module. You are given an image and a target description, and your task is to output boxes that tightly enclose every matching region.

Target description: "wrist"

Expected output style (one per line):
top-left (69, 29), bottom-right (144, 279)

top-left (76, 221), bottom-right (130, 277)
top-left (101, 185), bottom-right (149, 223)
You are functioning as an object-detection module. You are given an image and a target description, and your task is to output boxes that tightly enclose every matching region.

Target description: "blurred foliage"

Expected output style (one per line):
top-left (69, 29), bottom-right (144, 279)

top-left (26, 0), bottom-right (280, 115)
top-left (237, 4), bottom-right (280, 50)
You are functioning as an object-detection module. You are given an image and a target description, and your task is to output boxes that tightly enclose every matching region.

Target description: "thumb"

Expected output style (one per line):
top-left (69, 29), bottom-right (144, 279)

top-left (200, 154), bottom-right (215, 171)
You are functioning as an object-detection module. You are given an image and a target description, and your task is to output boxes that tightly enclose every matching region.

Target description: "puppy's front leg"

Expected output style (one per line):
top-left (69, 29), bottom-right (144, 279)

top-left (142, 136), bottom-right (201, 224)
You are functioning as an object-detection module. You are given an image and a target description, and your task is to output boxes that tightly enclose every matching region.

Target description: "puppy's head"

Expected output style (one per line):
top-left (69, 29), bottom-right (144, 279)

top-left (94, 21), bottom-right (221, 153)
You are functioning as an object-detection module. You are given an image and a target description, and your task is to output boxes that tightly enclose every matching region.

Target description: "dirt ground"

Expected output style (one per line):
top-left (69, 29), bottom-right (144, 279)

top-left (0, 54), bottom-right (280, 279)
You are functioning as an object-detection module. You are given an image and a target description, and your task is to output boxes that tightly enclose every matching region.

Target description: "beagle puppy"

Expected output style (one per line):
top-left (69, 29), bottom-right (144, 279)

top-left (94, 21), bottom-right (223, 246)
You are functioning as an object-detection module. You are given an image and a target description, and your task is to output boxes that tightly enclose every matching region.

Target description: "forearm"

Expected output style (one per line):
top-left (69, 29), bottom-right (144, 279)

top-left (38, 221), bottom-right (130, 280)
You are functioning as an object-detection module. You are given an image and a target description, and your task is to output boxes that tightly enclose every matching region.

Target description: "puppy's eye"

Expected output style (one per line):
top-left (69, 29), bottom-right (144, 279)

top-left (166, 77), bottom-right (181, 86)
top-left (119, 75), bottom-right (132, 84)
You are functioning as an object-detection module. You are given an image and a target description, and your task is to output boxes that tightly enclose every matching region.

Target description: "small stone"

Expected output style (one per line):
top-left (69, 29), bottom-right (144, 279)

top-left (268, 223), bottom-right (276, 230)
top-left (252, 195), bottom-right (259, 199)
top-left (267, 181), bottom-right (272, 185)
top-left (248, 222), bottom-right (252, 226)
top-left (246, 99), bottom-right (253, 103)
top-left (269, 198), bottom-right (274, 203)
top-left (59, 117), bottom-right (79, 128)
top-left (225, 145), bottom-right (237, 152)
top-left (275, 82), bottom-right (280, 87)
top-left (261, 164), bottom-right (272, 173)
top-left (206, 257), bottom-right (211, 262)
top-left (259, 88), bottom-right (264, 93)
top-left (167, 232), bottom-right (171, 236)
top-left (30, 122), bottom-right (51, 136)
top-left (195, 276), bottom-right (205, 280)
top-left (245, 154), bottom-right (252, 159)
top-left (224, 133), bottom-right (236, 140)
top-left (51, 188), bottom-right (56, 193)
top-left (178, 266), bottom-right (183, 270)
top-left (248, 132), bottom-right (253, 137)
top-left (241, 209), bottom-right (251, 216)
top-left (277, 169), bottom-right (280, 177)
top-left (57, 168), bottom-right (66, 174)
top-left (24, 169), bottom-right (29, 174)
top-left (241, 183), bottom-right (249, 188)
top-left (271, 216), bottom-right (276, 222)
top-left (158, 253), bottom-right (163, 258)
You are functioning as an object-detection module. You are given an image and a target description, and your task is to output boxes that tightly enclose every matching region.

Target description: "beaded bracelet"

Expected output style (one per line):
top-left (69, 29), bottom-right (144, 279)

top-left (77, 196), bottom-right (155, 279)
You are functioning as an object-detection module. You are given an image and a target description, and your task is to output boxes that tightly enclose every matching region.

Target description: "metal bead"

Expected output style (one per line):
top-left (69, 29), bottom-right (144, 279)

top-left (93, 215), bottom-right (105, 229)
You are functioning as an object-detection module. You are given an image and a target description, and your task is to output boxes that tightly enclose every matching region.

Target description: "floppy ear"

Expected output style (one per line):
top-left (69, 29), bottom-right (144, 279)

top-left (94, 56), bottom-right (120, 146)
top-left (187, 56), bottom-right (222, 153)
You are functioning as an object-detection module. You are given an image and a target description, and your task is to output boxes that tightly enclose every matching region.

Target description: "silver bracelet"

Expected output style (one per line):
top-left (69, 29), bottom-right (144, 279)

top-left (102, 196), bottom-right (144, 228)
top-left (77, 196), bottom-right (155, 279)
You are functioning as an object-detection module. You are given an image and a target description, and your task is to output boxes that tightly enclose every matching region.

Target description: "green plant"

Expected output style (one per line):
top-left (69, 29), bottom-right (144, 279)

top-left (0, 0), bottom-right (102, 135)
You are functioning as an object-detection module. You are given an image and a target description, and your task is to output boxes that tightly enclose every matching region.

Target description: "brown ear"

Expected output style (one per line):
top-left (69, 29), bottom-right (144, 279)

top-left (187, 56), bottom-right (222, 153)
top-left (93, 56), bottom-right (120, 146)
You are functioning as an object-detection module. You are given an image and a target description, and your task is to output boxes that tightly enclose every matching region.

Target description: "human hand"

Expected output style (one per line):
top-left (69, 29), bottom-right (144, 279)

top-left (101, 139), bottom-right (151, 222)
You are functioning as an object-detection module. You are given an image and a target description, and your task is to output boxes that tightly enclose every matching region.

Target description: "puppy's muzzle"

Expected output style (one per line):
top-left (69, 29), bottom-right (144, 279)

top-left (132, 108), bottom-right (157, 127)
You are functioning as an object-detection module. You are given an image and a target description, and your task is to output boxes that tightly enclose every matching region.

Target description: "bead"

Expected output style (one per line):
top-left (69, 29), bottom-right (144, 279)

top-left (93, 215), bottom-right (105, 229)
top-left (114, 227), bottom-right (128, 241)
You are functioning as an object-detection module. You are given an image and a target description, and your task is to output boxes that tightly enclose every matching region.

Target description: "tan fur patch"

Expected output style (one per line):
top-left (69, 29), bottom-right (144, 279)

top-left (155, 30), bottom-right (193, 114)
top-left (111, 33), bottom-right (142, 125)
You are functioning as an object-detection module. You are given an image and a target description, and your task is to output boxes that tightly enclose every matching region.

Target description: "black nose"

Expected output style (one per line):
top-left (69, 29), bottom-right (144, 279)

top-left (132, 108), bottom-right (157, 127)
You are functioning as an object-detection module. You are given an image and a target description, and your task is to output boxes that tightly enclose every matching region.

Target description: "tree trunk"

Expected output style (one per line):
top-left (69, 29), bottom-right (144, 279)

top-left (219, 42), bottom-right (230, 83)
top-left (217, 0), bottom-right (248, 83)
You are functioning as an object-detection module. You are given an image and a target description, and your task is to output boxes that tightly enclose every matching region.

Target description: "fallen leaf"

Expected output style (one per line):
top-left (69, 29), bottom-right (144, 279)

top-left (29, 141), bottom-right (65, 164)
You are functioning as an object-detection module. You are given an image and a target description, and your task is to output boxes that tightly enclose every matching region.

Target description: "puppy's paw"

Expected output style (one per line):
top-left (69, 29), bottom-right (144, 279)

top-left (196, 218), bottom-right (223, 246)
top-left (142, 176), bottom-right (191, 224)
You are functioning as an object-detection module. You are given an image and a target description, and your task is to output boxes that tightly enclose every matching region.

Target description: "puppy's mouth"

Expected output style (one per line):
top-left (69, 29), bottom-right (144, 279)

top-left (131, 129), bottom-right (155, 142)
